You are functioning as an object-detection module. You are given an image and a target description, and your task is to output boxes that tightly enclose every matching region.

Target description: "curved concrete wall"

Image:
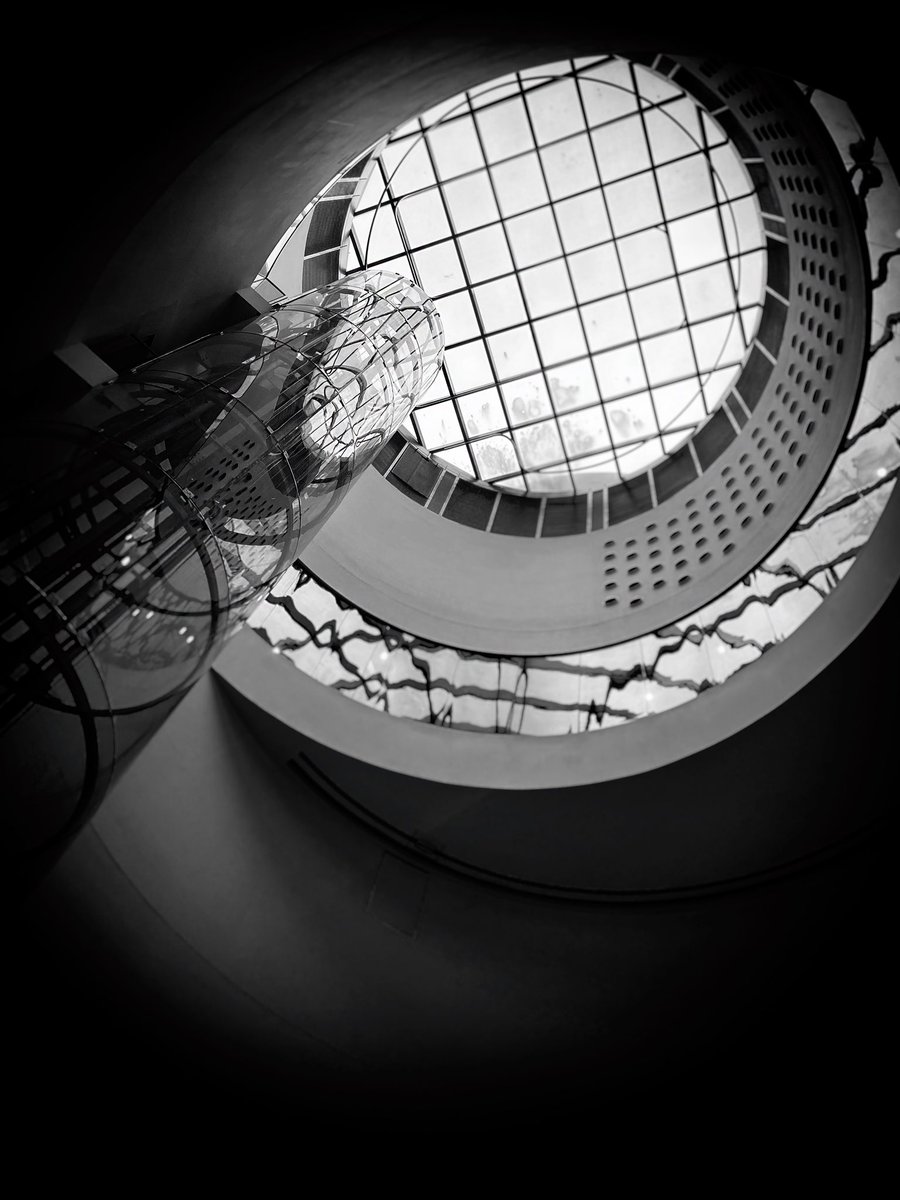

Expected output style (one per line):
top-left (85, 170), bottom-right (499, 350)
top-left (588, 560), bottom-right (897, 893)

top-left (216, 472), bottom-right (898, 892)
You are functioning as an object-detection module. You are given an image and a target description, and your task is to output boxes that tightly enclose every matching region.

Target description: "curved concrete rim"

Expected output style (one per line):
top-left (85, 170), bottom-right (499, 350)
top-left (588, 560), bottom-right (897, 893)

top-left (216, 475), bottom-right (900, 791)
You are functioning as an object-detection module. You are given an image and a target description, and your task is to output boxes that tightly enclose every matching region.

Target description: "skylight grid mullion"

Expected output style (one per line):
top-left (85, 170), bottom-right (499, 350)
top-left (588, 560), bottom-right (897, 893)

top-left (413, 351), bottom-right (747, 435)
top-left (379, 172), bottom-right (424, 293)
top-left (700, 117), bottom-right (754, 354)
top-left (417, 355), bottom-right (746, 423)
top-left (397, 58), bottom-right (603, 143)
top-left (359, 238), bottom-right (762, 335)
top-left (348, 59), bottom-right (767, 495)
top-left (384, 150), bottom-right (482, 478)
top-left (361, 131), bottom-right (740, 229)
top-left (517, 66), bottom-right (624, 484)
top-left (429, 296), bottom-right (759, 365)
top-left (481, 418), bottom-right (702, 485)
top-left (414, 109), bottom-right (526, 488)
top-left (571, 63), bottom-right (674, 468)
top-left (622, 59), bottom-right (713, 426)
top-left (345, 225), bottom-right (366, 279)
top-left (426, 412), bottom-right (701, 464)
top-left (469, 88), bottom-right (578, 492)
top-left (445, 65), bottom-right (687, 145)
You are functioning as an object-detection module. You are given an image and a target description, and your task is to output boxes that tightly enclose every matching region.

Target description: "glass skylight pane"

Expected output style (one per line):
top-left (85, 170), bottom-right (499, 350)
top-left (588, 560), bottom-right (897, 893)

top-left (415, 399), bottom-right (463, 447)
top-left (630, 277), bottom-right (683, 337)
top-left (353, 209), bottom-right (402, 262)
top-left (703, 364), bottom-right (741, 405)
top-left (723, 196), bottom-right (765, 256)
top-left (701, 110), bottom-right (728, 148)
top-left (690, 314), bottom-right (746, 373)
top-left (418, 368), bottom-right (450, 403)
top-left (502, 373), bottom-right (553, 424)
top-left (546, 358), bottom-right (600, 412)
top-left (582, 293), bottom-right (636, 351)
top-left (412, 241), bottom-right (466, 295)
top-left (591, 115), bottom-right (651, 182)
top-left (643, 100), bottom-right (702, 163)
top-left (616, 435), bottom-right (664, 472)
top-left (475, 96), bottom-right (534, 160)
top-left (427, 117), bottom-right (485, 180)
top-left (358, 165), bottom-right (388, 212)
top-left (364, 254), bottom-right (410, 279)
top-left (398, 189), bottom-right (451, 245)
top-left (458, 387), bottom-right (507, 436)
top-left (391, 117), bottom-right (421, 138)
top-left (656, 155), bottom-right (715, 220)
top-left (445, 341), bottom-right (494, 392)
top-left (338, 56), bottom-right (767, 494)
top-left (519, 61), bottom-right (572, 82)
top-left (419, 94), bottom-right (468, 126)
top-left (490, 153), bottom-right (549, 216)
top-left (652, 378), bottom-right (707, 427)
top-left (571, 448), bottom-right (617, 474)
top-left (533, 310), bottom-right (588, 364)
top-left (468, 75), bottom-right (521, 109)
top-left (458, 225), bottom-right (513, 283)
top-left (526, 470), bottom-right (573, 495)
top-left (662, 430), bottom-right (695, 453)
top-left (506, 208), bottom-right (563, 268)
top-left (443, 173), bottom-right (501, 232)
top-left (642, 328), bottom-right (696, 385)
top-left (435, 290), bottom-right (481, 344)
top-left (568, 243), bottom-right (624, 302)
top-left (559, 408), bottom-right (612, 455)
top-left (741, 306), bottom-right (762, 344)
top-left (471, 435), bottom-right (518, 479)
top-left (668, 209), bottom-right (726, 272)
top-left (604, 392), bottom-right (657, 444)
top-left (435, 444), bottom-right (475, 476)
top-left (541, 134), bottom-right (600, 199)
top-left (633, 63), bottom-right (681, 104)
top-left (472, 276), bottom-right (527, 332)
top-left (514, 419), bottom-right (565, 468)
top-left (604, 173), bottom-right (663, 236)
top-left (578, 60), bottom-right (640, 124)
top-left (709, 143), bottom-right (753, 200)
top-left (519, 260), bottom-right (575, 318)
top-left (488, 325), bottom-right (540, 380)
top-left (525, 78), bottom-right (585, 144)
top-left (593, 344), bottom-right (646, 397)
top-left (379, 137), bottom-right (436, 192)
top-left (735, 248), bottom-right (766, 306)
top-left (680, 261), bottom-right (736, 322)
top-left (554, 189), bottom-right (612, 252)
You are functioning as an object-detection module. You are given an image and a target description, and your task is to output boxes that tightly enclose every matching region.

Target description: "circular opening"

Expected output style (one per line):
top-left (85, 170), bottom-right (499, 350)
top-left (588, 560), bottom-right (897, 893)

top-left (350, 55), bottom-right (767, 496)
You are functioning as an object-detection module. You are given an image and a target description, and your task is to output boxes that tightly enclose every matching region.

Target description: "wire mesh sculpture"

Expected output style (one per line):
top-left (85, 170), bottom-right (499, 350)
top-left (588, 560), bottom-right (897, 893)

top-left (1, 270), bottom-right (444, 870)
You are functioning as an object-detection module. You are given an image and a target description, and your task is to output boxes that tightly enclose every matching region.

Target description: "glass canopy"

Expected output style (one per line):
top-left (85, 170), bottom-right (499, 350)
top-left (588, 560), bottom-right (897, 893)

top-left (346, 56), bottom-right (767, 495)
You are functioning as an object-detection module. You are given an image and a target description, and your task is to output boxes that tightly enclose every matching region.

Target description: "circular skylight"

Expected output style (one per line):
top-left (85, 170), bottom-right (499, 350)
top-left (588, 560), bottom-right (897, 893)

top-left (346, 56), bottom-right (767, 495)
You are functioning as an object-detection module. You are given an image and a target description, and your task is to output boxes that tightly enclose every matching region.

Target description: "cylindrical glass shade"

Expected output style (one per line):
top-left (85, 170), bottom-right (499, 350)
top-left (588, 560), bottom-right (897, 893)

top-left (1, 270), bottom-right (443, 867)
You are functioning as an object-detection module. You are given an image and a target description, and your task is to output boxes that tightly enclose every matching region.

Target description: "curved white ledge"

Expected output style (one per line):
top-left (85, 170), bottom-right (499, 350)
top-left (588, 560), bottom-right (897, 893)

top-left (217, 472), bottom-right (900, 791)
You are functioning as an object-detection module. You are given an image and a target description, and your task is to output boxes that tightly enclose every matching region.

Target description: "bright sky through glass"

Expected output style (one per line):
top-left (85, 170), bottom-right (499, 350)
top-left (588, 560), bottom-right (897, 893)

top-left (347, 56), bottom-right (767, 495)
